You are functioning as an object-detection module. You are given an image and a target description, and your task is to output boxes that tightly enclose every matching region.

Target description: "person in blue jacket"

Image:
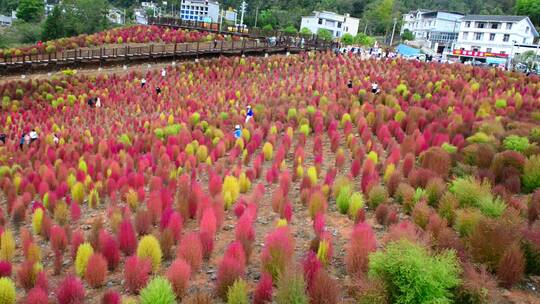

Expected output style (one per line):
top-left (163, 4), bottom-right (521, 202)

top-left (234, 125), bottom-right (242, 139)
top-left (245, 105), bottom-right (254, 124)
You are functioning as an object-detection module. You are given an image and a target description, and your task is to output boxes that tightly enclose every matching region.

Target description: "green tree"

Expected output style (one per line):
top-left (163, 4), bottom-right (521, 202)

top-left (317, 28), bottom-right (333, 41)
top-left (60, 0), bottom-right (110, 36)
top-left (362, 0), bottom-right (399, 35)
top-left (401, 29), bottom-right (415, 41)
top-left (16, 0), bottom-right (44, 23)
top-left (12, 20), bottom-right (41, 44)
top-left (262, 24), bottom-right (274, 31)
top-left (341, 33), bottom-right (354, 45)
top-left (0, 0), bottom-right (19, 15)
top-left (283, 25), bottom-right (298, 35)
top-left (300, 27), bottom-right (312, 35)
top-left (354, 33), bottom-right (376, 46)
top-left (515, 0), bottom-right (540, 26)
top-left (41, 5), bottom-right (64, 41)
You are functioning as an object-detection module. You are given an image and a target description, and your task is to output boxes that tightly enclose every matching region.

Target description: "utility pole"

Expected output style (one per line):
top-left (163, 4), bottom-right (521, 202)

top-left (219, 8), bottom-right (224, 32)
top-left (239, 0), bottom-right (247, 29)
top-left (389, 17), bottom-right (397, 46)
top-left (363, 23), bottom-right (368, 34)
top-left (254, 6), bottom-right (259, 28)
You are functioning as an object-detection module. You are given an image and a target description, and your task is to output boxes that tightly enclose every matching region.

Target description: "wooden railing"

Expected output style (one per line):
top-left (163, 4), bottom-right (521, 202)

top-left (0, 39), bottom-right (329, 72)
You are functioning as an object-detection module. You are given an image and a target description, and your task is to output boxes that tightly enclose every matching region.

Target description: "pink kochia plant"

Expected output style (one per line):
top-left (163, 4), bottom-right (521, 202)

top-left (254, 272), bottom-right (273, 304)
top-left (124, 255), bottom-right (151, 294)
top-left (216, 241), bottom-right (246, 299)
top-left (118, 218), bottom-right (137, 255)
top-left (199, 207), bottom-right (217, 258)
top-left (345, 223), bottom-right (377, 277)
top-left (261, 227), bottom-right (295, 280)
top-left (56, 276), bottom-right (85, 304)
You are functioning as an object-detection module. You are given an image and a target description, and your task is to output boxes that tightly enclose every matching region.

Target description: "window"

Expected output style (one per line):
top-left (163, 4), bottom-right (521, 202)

top-left (500, 51), bottom-right (506, 54)
top-left (477, 22), bottom-right (486, 28)
top-left (474, 32), bottom-right (483, 40)
top-left (472, 46), bottom-right (480, 51)
top-left (465, 21), bottom-right (471, 28)
top-left (491, 23), bottom-right (500, 29)
top-left (463, 32), bottom-right (469, 40)
top-left (336, 31), bottom-right (341, 37)
top-left (503, 34), bottom-right (510, 42)
top-left (486, 48), bottom-right (492, 53)
top-left (318, 18), bottom-right (322, 25)
top-left (337, 22), bottom-right (342, 28)
top-left (523, 37), bottom-right (527, 43)
top-left (489, 33), bottom-right (495, 41)
top-left (506, 22), bottom-right (512, 30)
top-left (526, 26), bottom-right (530, 33)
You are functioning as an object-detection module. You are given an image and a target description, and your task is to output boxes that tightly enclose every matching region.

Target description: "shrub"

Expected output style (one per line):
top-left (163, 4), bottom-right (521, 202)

top-left (351, 277), bottom-right (389, 304)
top-left (346, 223), bottom-right (377, 277)
top-left (523, 155), bottom-right (540, 193)
top-left (503, 135), bottom-right (533, 153)
top-left (412, 202), bottom-right (431, 229)
top-left (238, 172), bottom-right (251, 193)
top-left (75, 242), bottom-right (94, 277)
top-left (71, 182), bottom-right (85, 205)
top-left (177, 233), bottom-right (203, 271)
top-left (369, 240), bottom-right (461, 304)
top-left (437, 193), bottom-right (458, 225)
top-left (254, 273), bottom-right (273, 304)
top-left (118, 218), bottom-right (137, 255)
top-left (375, 204), bottom-right (389, 225)
top-left (166, 258), bottom-right (191, 298)
top-left (0, 261), bottom-right (11, 278)
top-left (454, 209), bottom-right (482, 238)
top-left (137, 235), bottom-right (162, 272)
top-left (419, 147), bottom-right (451, 177)
top-left (56, 276), bottom-right (84, 304)
top-left (455, 264), bottom-right (500, 304)
top-left (70, 230), bottom-right (85, 261)
top-left (25, 287), bottom-right (48, 304)
top-left (308, 270), bottom-right (339, 304)
top-left (275, 269), bottom-right (308, 304)
top-left (263, 142), bottom-right (273, 161)
top-left (226, 279), bottom-right (249, 304)
top-left (348, 192), bottom-right (364, 221)
top-left (140, 276), bottom-right (176, 304)
top-left (32, 208), bottom-right (43, 235)
top-left (84, 253), bottom-right (107, 287)
top-left (223, 175), bottom-right (240, 209)
top-left (181, 292), bottom-right (213, 304)
top-left (50, 225), bottom-right (68, 253)
top-left (368, 185), bottom-right (388, 209)
top-left (424, 178), bottom-right (446, 207)
top-left (124, 255), bottom-right (151, 294)
top-left (261, 227), bottom-right (295, 280)
top-left (449, 176), bottom-right (505, 217)
top-left (101, 290), bottom-right (121, 304)
top-left (336, 184), bottom-right (351, 214)
top-left (496, 244), bottom-right (524, 288)
top-left (216, 253), bottom-right (246, 299)
top-left (0, 230), bottom-right (15, 262)
top-left (99, 232), bottom-right (120, 270)
top-left (0, 277), bottom-right (15, 304)
top-left (468, 216), bottom-right (521, 271)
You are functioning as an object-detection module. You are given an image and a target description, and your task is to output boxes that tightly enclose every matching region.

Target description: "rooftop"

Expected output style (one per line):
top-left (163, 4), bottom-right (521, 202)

top-left (460, 15), bottom-right (527, 22)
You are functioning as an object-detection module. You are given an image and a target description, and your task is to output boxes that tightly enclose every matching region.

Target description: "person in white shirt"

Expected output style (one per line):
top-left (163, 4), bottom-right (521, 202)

top-left (371, 82), bottom-right (380, 94)
top-left (53, 134), bottom-right (59, 145)
top-left (95, 97), bottom-right (101, 108)
top-left (161, 68), bottom-right (166, 78)
top-left (29, 129), bottom-right (38, 143)
top-left (141, 78), bottom-right (147, 88)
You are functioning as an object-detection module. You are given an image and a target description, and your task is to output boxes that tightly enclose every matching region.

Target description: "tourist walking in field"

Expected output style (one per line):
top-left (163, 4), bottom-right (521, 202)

top-left (348, 79), bottom-right (353, 89)
top-left (95, 97), bottom-right (102, 108)
top-left (141, 78), bottom-right (147, 88)
top-left (0, 133), bottom-right (6, 144)
top-left (371, 82), bottom-right (380, 94)
top-left (245, 105), bottom-right (254, 124)
top-left (20, 134), bottom-right (25, 150)
top-left (161, 68), bottom-right (166, 78)
top-left (53, 134), bottom-right (59, 145)
top-left (29, 129), bottom-right (38, 143)
top-left (234, 125), bottom-right (242, 139)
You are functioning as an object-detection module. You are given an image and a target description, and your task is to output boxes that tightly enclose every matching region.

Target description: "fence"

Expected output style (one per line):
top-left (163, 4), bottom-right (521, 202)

top-left (0, 38), bottom-right (329, 73)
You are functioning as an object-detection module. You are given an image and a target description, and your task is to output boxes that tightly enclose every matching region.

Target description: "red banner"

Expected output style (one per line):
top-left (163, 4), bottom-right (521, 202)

top-left (453, 49), bottom-right (509, 58)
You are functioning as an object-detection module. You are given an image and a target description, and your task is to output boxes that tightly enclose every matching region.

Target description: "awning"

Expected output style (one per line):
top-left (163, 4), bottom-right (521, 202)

top-left (396, 44), bottom-right (421, 57)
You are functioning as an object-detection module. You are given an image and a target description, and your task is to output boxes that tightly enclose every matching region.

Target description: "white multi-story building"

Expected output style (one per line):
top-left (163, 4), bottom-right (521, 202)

top-left (300, 11), bottom-right (359, 38)
top-left (453, 15), bottom-right (539, 64)
top-left (180, 0), bottom-right (219, 23)
top-left (401, 10), bottom-right (463, 53)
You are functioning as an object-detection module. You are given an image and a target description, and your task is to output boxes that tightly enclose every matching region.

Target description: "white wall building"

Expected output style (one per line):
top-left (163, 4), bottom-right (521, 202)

top-left (300, 11), bottom-right (359, 38)
top-left (180, 0), bottom-right (219, 23)
top-left (401, 10), bottom-right (463, 53)
top-left (0, 14), bottom-right (13, 26)
top-left (453, 15), bottom-right (539, 64)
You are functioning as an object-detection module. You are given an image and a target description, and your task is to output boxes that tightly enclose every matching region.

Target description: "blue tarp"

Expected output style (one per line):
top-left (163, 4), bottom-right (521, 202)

top-left (397, 44), bottom-right (421, 57)
top-left (486, 57), bottom-right (507, 65)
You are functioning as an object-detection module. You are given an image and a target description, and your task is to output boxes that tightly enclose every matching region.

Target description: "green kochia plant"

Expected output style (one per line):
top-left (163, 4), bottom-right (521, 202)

top-left (449, 176), bottom-right (506, 217)
top-left (503, 135), bottom-right (534, 153)
top-left (369, 240), bottom-right (461, 304)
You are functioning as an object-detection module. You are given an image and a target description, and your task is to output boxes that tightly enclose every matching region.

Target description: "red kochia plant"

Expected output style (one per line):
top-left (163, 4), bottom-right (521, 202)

top-left (56, 276), bottom-right (85, 304)
top-left (208, 174), bottom-right (222, 197)
top-left (261, 227), bottom-right (295, 280)
top-left (254, 272), bottom-right (273, 304)
top-left (308, 270), bottom-right (339, 304)
top-left (101, 290), bottom-right (121, 304)
top-left (497, 245), bottom-right (525, 288)
top-left (0, 261), bottom-right (12, 278)
top-left (71, 229), bottom-right (85, 261)
top-left (216, 242), bottom-right (246, 299)
top-left (235, 212), bottom-right (255, 260)
top-left (25, 287), bottom-right (48, 304)
top-left (166, 258), bottom-right (192, 298)
top-left (177, 232), bottom-right (203, 271)
top-left (402, 153), bottom-right (415, 178)
top-left (420, 147), bottom-right (452, 178)
top-left (18, 260), bottom-right (39, 290)
top-left (118, 218), bottom-right (137, 255)
top-left (199, 208), bottom-right (217, 258)
top-left (167, 211), bottom-right (183, 242)
top-left (124, 255), bottom-right (151, 294)
top-left (85, 253), bottom-right (108, 287)
top-left (135, 209), bottom-right (152, 235)
top-left (346, 223), bottom-right (377, 277)
top-left (99, 231), bottom-right (120, 270)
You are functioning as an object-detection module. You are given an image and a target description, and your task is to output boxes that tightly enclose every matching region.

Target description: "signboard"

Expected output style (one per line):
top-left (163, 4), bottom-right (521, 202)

top-left (453, 49), bottom-right (509, 58)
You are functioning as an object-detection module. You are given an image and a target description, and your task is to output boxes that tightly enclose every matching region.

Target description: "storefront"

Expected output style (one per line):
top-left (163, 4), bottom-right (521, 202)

top-left (452, 49), bottom-right (509, 65)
